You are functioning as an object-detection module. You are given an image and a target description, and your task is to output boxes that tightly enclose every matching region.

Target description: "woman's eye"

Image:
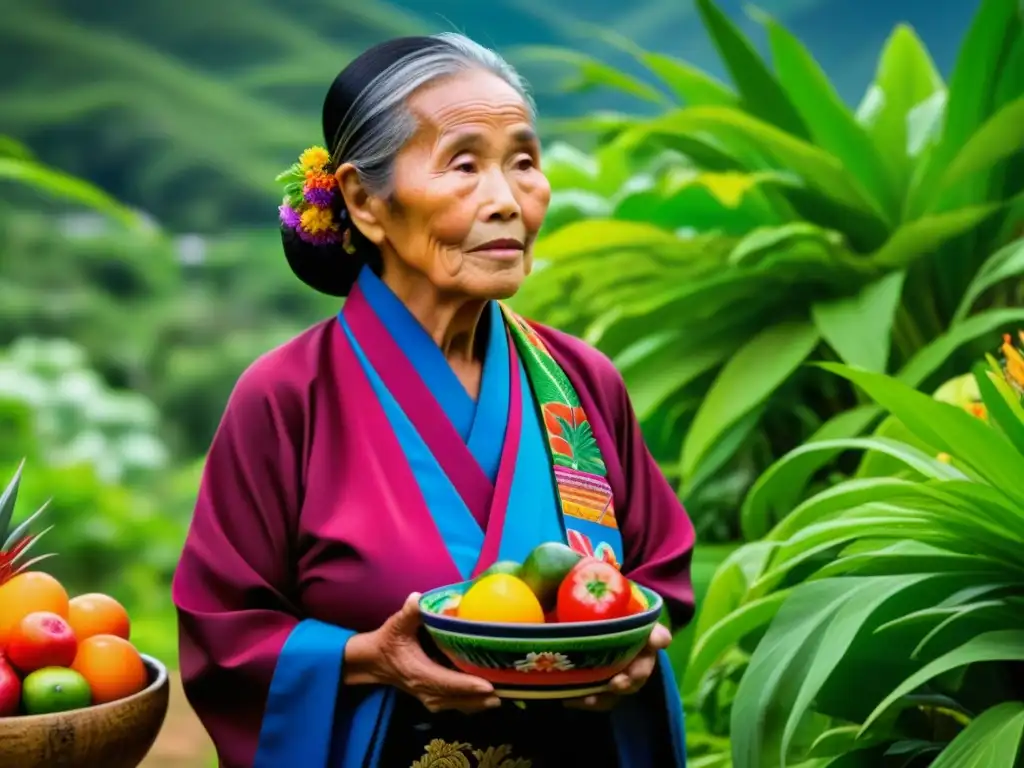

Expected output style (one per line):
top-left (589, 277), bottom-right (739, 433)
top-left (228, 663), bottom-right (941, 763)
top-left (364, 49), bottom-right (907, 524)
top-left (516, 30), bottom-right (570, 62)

top-left (453, 158), bottom-right (476, 173)
top-left (515, 156), bottom-right (535, 171)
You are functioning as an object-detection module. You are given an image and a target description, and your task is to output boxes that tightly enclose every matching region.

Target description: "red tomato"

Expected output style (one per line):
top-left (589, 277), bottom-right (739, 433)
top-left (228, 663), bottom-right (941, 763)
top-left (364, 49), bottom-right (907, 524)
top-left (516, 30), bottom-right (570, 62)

top-left (556, 558), bottom-right (631, 622)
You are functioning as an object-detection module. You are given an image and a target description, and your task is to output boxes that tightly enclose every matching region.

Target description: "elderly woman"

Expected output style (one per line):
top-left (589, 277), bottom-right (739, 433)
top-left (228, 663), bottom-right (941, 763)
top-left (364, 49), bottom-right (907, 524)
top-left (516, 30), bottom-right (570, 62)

top-left (172, 33), bottom-right (695, 768)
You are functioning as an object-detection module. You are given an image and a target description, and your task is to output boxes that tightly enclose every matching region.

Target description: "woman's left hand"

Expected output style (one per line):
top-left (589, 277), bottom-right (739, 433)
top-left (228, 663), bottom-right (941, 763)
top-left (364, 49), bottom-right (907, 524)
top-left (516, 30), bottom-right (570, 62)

top-left (564, 623), bottom-right (672, 712)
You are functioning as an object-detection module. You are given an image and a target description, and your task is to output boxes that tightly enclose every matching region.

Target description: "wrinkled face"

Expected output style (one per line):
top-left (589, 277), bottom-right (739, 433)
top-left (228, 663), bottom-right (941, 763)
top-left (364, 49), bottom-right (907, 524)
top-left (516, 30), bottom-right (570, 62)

top-left (353, 69), bottom-right (550, 300)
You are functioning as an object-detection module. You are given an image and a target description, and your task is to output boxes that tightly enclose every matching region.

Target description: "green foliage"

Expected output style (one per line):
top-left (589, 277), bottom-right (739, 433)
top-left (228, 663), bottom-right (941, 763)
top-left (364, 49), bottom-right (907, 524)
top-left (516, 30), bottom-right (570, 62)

top-left (0, 1), bottom-right (428, 231)
top-left (514, 0), bottom-right (1024, 539)
top-left (686, 342), bottom-right (1024, 766)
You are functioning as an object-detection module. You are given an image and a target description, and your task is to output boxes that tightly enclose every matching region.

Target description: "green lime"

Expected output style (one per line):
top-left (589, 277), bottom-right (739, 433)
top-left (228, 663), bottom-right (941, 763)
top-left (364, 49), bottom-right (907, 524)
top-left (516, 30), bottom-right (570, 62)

top-left (22, 667), bottom-right (92, 715)
top-left (478, 560), bottom-right (522, 579)
top-left (519, 542), bottom-right (582, 611)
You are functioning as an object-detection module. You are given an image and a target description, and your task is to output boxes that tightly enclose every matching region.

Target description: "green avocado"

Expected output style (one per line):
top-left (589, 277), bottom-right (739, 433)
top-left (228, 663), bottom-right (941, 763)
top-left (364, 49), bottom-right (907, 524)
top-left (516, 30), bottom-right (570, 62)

top-left (518, 542), bottom-right (582, 611)
top-left (478, 560), bottom-right (522, 579)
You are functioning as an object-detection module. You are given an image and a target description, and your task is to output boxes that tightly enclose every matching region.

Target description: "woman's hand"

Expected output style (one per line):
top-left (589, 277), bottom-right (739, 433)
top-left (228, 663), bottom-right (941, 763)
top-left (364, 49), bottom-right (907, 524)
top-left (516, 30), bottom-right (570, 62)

top-left (564, 623), bottom-right (672, 712)
top-left (345, 593), bottom-right (501, 715)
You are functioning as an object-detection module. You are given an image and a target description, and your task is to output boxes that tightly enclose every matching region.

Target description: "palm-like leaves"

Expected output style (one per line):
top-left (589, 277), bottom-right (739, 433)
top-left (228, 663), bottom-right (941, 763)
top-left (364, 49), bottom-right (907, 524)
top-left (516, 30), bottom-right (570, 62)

top-left (514, 0), bottom-right (1024, 518)
top-left (686, 355), bottom-right (1024, 767)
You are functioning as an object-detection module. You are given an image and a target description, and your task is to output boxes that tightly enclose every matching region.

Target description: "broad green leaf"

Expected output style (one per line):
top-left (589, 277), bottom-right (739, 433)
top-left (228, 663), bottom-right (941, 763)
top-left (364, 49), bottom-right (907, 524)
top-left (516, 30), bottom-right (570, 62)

top-left (816, 541), bottom-right (998, 581)
top-left (906, 90), bottom-right (948, 158)
top-left (681, 320), bottom-right (820, 477)
top-left (541, 142), bottom-right (601, 192)
top-left (684, 591), bottom-right (789, 693)
top-left (929, 701), bottom-right (1024, 768)
top-left (868, 203), bottom-right (1001, 268)
top-left (906, 0), bottom-right (1022, 216)
top-left (566, 26), bottom-right (739, 108)
top-left (937, 97), bottom-right (1024, 197)
top-left (535, 219), bottom-right (683, 261)
top-left (781, 574), bottom-right (936, 760)
top-left (741, 436), bottom-right (963, 540)
top-left (0, 136), bottom-right (33, 160)
top-left (807, 725), bottom-right (885, 758)
top-left (821, 364), bottom-right (1024, 507)
top-left (0, 158), bottom-right (147, 230)
top-left (911, 599), bottom-right (1015, 659)
top-left (769, 477), bottom-right (917, 542)
top-left (729, 579), bottom-right (874, 766)
top-left (727, 222), bottom-right (842, 266)
top-left (682, 406), bottom-right (764, 494)
top-left (618, 332), bottom-right (735, 420)
top-left (861, 629), bottom-right (1024, 733)
top-left (854, 25), bottom-right (944, 193)
top-left (811, 271), bottom-right (905, 372)
top-left (740, 406), bottom-right (883, 540)
top-left (692, 541), bottom-right (777, 646)
top-left (899, 307), bottom-right (1024, 387)
top-left (637, 53), bottom-right (737, 107)
top-left (509, 45), bottom-right (670, 105)
top-left (693, 0), bottom-right (808, 138)
top-left (953, 239), bottom-right (1024, 322)
top-left (620, 107), bottom-right (884, 220)
top-left (764, 15), bottom-right (898, 220)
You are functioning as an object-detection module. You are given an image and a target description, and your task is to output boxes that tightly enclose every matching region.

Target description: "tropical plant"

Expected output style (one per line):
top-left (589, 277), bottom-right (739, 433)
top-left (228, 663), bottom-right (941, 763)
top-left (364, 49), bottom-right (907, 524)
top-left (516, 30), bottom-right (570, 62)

top-left (0, 460), bottom-right (53, 586)
top-left (684, 335), bottom-right (1024, 767)
top-left (0, 3), bottom-right (431, 230)
top-left (512, 0), bottom-right (1024, 537)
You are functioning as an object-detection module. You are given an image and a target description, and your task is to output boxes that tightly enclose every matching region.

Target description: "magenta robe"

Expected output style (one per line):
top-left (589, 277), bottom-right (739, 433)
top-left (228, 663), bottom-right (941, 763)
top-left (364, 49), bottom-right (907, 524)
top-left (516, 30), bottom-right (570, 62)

top-left (172, 316), bottom-right (695, 767)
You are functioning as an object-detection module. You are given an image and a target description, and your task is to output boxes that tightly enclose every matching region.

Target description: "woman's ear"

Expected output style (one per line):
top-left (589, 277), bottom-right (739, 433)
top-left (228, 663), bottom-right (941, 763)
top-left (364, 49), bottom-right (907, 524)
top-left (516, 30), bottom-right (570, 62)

top-left (336, 163), bottom-right (386, 246)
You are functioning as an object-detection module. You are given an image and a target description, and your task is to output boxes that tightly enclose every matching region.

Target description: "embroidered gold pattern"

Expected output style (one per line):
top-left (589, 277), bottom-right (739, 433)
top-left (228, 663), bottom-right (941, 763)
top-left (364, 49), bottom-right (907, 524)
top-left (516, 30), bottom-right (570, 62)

top-left (411, 738), bottom-right (532, 768)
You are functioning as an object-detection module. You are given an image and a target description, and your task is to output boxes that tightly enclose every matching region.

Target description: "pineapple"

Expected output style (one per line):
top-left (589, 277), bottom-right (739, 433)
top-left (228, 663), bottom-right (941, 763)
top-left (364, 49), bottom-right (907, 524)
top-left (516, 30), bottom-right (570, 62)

top-left (0, 460), bottom-right (54, 587)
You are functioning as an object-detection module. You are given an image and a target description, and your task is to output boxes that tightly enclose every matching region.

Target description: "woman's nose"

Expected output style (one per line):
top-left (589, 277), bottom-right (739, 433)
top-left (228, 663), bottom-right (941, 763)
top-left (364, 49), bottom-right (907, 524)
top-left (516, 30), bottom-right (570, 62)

top-left (481, 168), bottom-right (520, 221)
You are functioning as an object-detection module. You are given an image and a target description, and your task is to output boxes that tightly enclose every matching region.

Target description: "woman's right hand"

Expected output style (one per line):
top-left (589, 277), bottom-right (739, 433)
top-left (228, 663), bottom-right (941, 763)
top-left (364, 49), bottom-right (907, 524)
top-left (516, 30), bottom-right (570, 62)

top-left (344, 593), bottom-right (501, 714)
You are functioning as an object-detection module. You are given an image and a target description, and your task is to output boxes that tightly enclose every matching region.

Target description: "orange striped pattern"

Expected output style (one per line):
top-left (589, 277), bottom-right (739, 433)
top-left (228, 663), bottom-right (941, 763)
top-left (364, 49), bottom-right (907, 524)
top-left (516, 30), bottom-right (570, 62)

top-left (555, 466), bottom-right (617, 529)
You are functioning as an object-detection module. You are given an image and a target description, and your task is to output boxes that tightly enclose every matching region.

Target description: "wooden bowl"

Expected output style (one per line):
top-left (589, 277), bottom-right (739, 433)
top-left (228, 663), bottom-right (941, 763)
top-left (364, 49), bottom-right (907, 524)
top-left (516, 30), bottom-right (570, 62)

top-left (0, 655), bottom-right (170, 768)
top-left (420, 582), bottom-right (662, 700)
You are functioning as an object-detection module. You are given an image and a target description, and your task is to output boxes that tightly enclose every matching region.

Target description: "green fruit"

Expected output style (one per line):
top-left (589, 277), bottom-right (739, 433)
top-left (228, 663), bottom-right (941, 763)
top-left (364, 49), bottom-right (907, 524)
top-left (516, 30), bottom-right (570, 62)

top-left (519, 542), bottom-right (582, 611)
top-left (21, 667), bottom-right (92, 715)
top-left (478, 560), bottom-right (522, 579)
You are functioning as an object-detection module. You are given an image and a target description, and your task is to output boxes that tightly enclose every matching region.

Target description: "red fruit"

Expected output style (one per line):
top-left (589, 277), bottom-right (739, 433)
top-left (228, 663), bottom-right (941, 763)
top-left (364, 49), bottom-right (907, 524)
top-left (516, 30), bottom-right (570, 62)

top-left (7, 611), bottom-right (78, 674)
top-left (0, 656), bottom-right (20, 716)
top-left (556, 558), bottom-right (631, 623)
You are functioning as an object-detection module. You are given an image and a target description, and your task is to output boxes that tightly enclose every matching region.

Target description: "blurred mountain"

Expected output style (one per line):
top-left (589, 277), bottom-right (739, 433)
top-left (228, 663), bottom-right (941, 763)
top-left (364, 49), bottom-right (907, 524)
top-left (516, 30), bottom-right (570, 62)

top-left (0, 0), bottom-right (979, 231)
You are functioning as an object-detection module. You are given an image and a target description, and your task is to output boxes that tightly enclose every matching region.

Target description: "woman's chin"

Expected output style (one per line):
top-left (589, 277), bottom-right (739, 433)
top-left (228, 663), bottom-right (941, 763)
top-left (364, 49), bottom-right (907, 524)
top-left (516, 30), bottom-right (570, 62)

top-left (455, 261), bottom-right (528, 300)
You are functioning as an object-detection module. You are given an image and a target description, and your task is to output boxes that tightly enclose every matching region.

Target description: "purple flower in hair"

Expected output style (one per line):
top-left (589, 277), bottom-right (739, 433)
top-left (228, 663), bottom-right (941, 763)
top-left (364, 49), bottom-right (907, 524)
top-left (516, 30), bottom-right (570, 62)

top-left (278, 203), bottom-right (301, 230)
top-left (303, 185), bottom-right (335, 208)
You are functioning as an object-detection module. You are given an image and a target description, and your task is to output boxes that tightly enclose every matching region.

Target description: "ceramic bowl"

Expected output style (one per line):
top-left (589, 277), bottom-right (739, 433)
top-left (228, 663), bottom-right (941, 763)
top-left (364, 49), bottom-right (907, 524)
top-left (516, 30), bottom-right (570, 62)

top-left (420, 582), bottom-right (662, 699)
top-left (0, 654), bottom-right (170, 768)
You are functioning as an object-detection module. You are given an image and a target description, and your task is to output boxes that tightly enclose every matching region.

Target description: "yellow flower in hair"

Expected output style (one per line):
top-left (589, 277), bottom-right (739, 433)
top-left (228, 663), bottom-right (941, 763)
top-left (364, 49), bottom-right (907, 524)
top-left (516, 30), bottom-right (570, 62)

top-left (299, 146), bottom-right (331, 173)
top-left (300, 206), bottom-right (337, 235)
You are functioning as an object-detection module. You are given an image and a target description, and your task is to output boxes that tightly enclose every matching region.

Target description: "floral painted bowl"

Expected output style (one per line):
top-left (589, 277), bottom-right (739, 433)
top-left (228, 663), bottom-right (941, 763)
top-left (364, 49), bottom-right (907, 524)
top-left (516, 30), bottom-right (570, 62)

top-left (419, 582), bottom-right (663, 699)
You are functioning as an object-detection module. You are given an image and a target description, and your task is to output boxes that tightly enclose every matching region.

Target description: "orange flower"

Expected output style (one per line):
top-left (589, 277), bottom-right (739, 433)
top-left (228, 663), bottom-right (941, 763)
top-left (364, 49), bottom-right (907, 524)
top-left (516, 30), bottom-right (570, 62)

top-left (1002, 333), bottom-right (1024, 391)
top-left (542, 403), bottom-right (585, 435)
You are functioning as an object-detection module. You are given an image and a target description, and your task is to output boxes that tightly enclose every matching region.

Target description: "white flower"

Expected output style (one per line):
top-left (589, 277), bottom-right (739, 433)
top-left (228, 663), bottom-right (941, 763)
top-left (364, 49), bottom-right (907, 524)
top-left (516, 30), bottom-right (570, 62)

top-left (513, 652), bottom-right (574, 673)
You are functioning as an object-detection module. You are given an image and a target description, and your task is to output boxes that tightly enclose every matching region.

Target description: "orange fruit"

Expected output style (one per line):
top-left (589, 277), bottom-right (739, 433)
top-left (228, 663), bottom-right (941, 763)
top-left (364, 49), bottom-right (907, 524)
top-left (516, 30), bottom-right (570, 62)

top-left (68, 593), bottom-right (131, 641)
top-left (0, 572), bottom-right (69, 650)
top-left (457, 574), bottom-right (545, 624)
top-left (71, 634), bottom-right (148, 704)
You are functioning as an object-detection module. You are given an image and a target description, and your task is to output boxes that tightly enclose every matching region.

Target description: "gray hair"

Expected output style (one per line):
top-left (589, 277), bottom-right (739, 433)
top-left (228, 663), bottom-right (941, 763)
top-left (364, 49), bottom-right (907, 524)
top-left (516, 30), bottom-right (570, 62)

top-left (331, 33), bottom-right (534, 196)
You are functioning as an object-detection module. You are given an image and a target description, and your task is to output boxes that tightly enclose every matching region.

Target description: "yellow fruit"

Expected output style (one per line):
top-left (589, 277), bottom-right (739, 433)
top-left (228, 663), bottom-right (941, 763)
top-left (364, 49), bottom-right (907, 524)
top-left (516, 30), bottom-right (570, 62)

top-left (457, 574), bottom-right (545, 624)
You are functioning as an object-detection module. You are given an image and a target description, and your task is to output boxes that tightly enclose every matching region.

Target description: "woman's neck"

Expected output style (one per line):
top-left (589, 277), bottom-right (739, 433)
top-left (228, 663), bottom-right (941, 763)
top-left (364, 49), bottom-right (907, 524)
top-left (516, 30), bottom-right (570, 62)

top-left (379, 269), bottom-right (487, 366)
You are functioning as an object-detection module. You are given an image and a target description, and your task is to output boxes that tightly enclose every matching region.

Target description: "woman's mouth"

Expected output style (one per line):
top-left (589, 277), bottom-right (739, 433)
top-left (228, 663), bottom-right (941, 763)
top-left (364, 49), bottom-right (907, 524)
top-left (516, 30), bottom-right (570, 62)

top-left (467, 238), bottom-right (525, 259)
